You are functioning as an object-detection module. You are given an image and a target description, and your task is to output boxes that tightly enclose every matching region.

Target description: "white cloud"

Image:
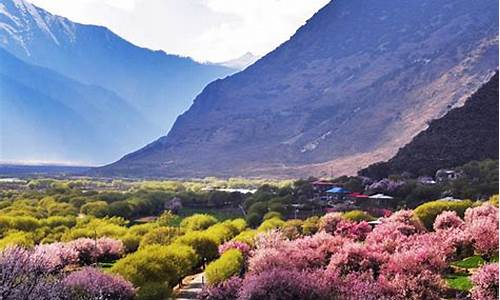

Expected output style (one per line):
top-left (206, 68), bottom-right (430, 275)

top-left (28, 0), bottom-right (329, 62)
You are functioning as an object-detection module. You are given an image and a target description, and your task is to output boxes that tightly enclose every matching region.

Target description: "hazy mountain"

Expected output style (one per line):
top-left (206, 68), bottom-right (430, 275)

top-left (0, 48), bottom-right (155, 164)
top-left (360, 72), bottom-right (499, 179)
top-left (97, 0), bottom-right (497, 178)
top-left (0, 0), bottom-right (234, 134)
top-left (218, 52), bottom-right (260, 70)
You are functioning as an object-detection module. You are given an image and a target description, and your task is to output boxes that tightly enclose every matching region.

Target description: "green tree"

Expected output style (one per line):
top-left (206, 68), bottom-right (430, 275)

top-left (205, 249), bottom-right (244, 285)
top-left (180, 214), bottom-right (218, 231)
top-left (80, 201), bottom-right (109, 218)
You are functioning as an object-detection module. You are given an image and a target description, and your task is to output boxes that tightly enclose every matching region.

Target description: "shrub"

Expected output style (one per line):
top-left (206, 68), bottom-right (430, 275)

top-left (157, 211), bottom-right (177, 227)
top-left (253, 230), bottom-right (285, 250)
top-left (45, 216), bottom-right (77, 228)
top-left (464, 204), bottom-right (499, 256)
top-left (489, 195), bottom-right (499, 207)
top-left (248, 232), bottom-right (345, 274)
top-left (180, 214), bottom-right (218, 231)
top-left (97, 237), bottom-right (124, 261)
top-left (199, 276), bottom-right (242, 300)
top-left (365, 214), bottom-right (423, 254)
top-left (230, 218), bottom-right (247, 232)
top-left (136, 282), bottom-right (171, 300)
top-left (414, 200), bottom-right (474, 230)
top-left (470, 263), bottom-right (499, 300)
top-left (263, 211), bottom-right (282, 221)
top-left (128, 223), bottom-right (158, 236)
top-left (107, 201), bottom-right (133, 219)
top-left (232, 230), bottom-right (257, 246)
top-left (68, 238), bottom-right (101, 265)
top-left (175, 231), bottom-right (219, 261)
top-left (66, 237), bottom-right (123, 265)
top-left (111, 244), bottom-right (198, 288)
top-left (257, 217), bottom-right (284, 232)
top-left (247, 202), bottom-right (268, 216)
top-left (0, 246), bottom-right (65, 299)
top-left (63, 267), bottom-right (135, 300)
top-left (34, 242), bottom-right (79, 271)
top-left (301, 216), bottom-right (319, 235)
top-left (0, 231), bottom-right (34, 250)
top-left (281, 219), bottom-right (304, 239)
top-left (386, 269), bottom-right (444, 300)
top-left (61, 218), bottom-right (128, 241)
top-left (8, 216), bottom-right (41, 232)
top-left (219, 240), bottom-right (251, 257)
top-left (433, 211), bottom-right (464, 231)
top-left (205, 222), bottom-right (239, 244)
top-left (343, 210), bottom-right (376, 222)
top-left (205, 249), bottom-right (245, 285)
top-left (387, 210), bottom-right (426, 232)
top-left (238, 268), bottom-right (326, 300)
top-left (464, 203), bottom-right (498, 224)
top-left (318, 212), bottom-right (344, 234)
top-left (80, 201), bottom-right (109, 218)
top-left (140, 227), bottom-right (179, 248)
top-left (334, 220), bottom-right (372, 241)
top-left (245, 213), bottom-right (261, 228)
top-left (121, 233), bottom-right (141, 253)
top-left (327, 242), bottom-right (387, 277)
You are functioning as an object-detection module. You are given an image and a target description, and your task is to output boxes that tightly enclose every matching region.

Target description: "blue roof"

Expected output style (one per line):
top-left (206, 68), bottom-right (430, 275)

top-left (326, 187), bottom-right (349, 193)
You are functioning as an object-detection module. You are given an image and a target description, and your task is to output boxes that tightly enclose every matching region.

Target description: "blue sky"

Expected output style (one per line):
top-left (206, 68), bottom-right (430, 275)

top-left (28, 0), bottom-right (329, 62)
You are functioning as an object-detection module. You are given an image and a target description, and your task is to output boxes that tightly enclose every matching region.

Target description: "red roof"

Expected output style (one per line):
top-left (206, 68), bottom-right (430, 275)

top-left (348, 192), bottom-right (369, 198)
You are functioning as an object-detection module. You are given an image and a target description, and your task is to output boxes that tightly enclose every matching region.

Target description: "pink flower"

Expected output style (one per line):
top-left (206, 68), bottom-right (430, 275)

top-left (334, 220), bottom-right (372, 241)
top-left (219, 241), bottom-right (251, 257)
top-left (318, 212), bottom-right (344, 234)
top-left (470, 263), bottom-right (499, 300)
top-left (386, 210), bottom-right (425, 232)
top-left (464, 204), bottom-right (499, 256)
top-left (199, 276), bottom-right (242, 300)
top-left (67, 237), bottom-right (124, 265)
top-left (63, 267), bottom-right (135, 300)
top-left (33, 242), bottom-right (79, 271)
top-left (433, 211), bottom-right (464, 231)
top-left (68, 238), bottom-right (103, 265)
top-left (253, 230), bottom-right (286, 250)
top-left (464, 203), bottom-right (498, 224)
top-left (0, 246), bottom-right (66, 299)
top-left (248, 232), bottom-right (346, 274)
top-left (238, 268), bottom-right (327, 300)
top-left (97, 237), bottom-right (124, 261)
top-left (327, 242), bottom-right (387, 279)
top-left (387, 269), bottom-right (444, 300)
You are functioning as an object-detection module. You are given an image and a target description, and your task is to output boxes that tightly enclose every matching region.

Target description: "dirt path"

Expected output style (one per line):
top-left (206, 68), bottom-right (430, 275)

top-left (173, 273), bottom-right (204, 300)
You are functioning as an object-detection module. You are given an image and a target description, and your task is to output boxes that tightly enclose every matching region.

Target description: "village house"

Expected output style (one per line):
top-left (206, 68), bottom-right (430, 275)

top-left (435, 169), bottom-right (462, 183)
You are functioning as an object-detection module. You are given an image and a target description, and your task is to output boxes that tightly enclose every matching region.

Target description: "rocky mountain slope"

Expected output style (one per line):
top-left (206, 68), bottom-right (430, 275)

top-left (360, 72), bottom-right (499, 179)
top-left (0, 0), bottom-right (234, 135)
top-left (0, 48), bottom-right (154, 164)
top-left (96, 0), bottom-right (498, 178)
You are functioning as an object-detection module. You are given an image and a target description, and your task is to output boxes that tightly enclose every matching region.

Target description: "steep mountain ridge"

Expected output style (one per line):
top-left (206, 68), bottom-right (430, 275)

top-left (0, 0), bottom-right (234, 133)
top-left (360, 72), bottom-right (499, 179)
top-left (97, 0), bottom-right (498, 178)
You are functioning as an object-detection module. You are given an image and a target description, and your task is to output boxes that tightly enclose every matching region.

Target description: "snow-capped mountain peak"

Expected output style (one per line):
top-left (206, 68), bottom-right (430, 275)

top-left (0, 0), bottom-right (77, 54)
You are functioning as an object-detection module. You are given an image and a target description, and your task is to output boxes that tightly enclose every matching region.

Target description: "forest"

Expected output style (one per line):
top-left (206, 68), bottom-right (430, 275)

top-left (0, 161), bottom-right (498, 299)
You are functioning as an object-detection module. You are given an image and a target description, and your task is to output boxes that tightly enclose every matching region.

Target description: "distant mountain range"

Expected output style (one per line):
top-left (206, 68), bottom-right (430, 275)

top-left (96, 0), bottom-right (498, 178)
top-left (360, 72), bottom-right (499, 179)
top-left (0, 48), bottom-right (154, 163)
top-left (218, 52), bottom-right (260, 70)
top-left (0, 0), bottom-right (234, 164)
